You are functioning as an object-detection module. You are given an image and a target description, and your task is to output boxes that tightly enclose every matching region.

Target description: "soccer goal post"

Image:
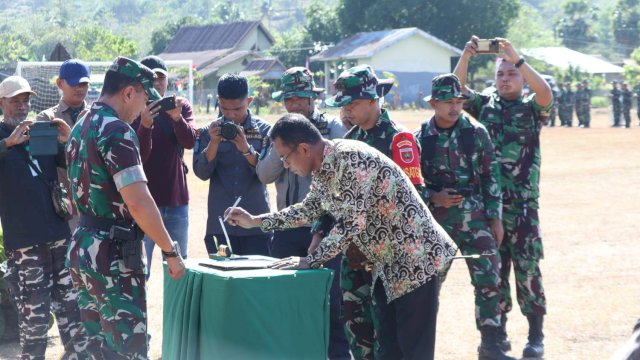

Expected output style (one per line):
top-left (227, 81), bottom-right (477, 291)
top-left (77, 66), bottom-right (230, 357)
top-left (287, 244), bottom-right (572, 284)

top-left (16, 60), bottom-right (193, 114)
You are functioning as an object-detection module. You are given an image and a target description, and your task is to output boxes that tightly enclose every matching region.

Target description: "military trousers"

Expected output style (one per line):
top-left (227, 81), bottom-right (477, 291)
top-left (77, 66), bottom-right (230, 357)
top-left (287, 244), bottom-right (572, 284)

top-left (4, 239), bottom-right (88, 360)
top-left (437, 217), bottom-right (502, 329)
top-left (623, 106), bottom-right (632, 127)
top-left (69, 260), bottom-right (148, 359)
top-left (340, 256), bottom-right (379, 360)
top-left (499, 200), bottom-right (547, 317)
top-left (613, 105), bottom-right (622, 126)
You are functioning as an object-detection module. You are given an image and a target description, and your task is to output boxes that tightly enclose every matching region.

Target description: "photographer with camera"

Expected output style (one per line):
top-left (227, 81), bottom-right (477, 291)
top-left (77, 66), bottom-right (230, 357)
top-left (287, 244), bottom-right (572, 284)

top-left (455, 36), bottom-right (552, 360)
top-left (416, 74), bottom-right (511, 360)
top-left (193, 73), bottom-right (272, 256)
top-left (132, 55), bottom-right (197, 278)
top-left (0, 76), bottom-right (89, 359)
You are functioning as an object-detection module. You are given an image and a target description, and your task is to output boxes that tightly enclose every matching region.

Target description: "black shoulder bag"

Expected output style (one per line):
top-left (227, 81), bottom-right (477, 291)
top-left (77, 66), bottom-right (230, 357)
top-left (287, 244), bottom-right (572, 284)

top-left (24, 156), bottom-right (73, 221)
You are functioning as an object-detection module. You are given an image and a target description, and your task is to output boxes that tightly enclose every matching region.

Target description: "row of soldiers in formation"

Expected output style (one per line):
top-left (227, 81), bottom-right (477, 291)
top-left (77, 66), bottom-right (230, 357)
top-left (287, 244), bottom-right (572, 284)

top-left (549, 79), bottom-right (640, 128)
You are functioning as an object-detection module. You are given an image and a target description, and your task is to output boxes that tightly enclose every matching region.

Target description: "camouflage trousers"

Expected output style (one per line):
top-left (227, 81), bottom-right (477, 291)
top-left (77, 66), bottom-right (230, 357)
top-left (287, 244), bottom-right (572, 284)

top-left (340, 256), bottom-right (379, 360)
top-left (438, 218), bottom-right (502, 329)
top-left (66, 225), bottom-right (150, 359)
top-left (499, 200), bottom-right (546, 316)
top-left (4, 239), bottom-right (88, 360)
top-left (623, 106), bottom-right (632, 127)
top-left (613, 105), bottom-right (622, 126)
top-left (558, 106), bottom-right (573, 126)
top-left (577, 106), bottom-right (591, 127)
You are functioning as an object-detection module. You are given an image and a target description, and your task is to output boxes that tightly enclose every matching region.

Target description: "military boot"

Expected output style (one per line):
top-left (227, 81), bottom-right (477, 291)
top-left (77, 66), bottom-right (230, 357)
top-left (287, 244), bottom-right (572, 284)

top-left (497, 314), bottom-right (511, 352)
top-left (478, 326), bottom-right (517, 360)
top-left (522, 314), bottom-right (544, 358)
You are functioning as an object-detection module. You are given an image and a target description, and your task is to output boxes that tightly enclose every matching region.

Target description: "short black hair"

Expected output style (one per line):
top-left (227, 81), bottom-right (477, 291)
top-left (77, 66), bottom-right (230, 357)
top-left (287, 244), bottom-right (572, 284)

top-left (101, 70), bottom-right (142, 96)
top-left (218, 73), bottom-right (248, 99)
top-left (270, 113), bottom-right (322, 148)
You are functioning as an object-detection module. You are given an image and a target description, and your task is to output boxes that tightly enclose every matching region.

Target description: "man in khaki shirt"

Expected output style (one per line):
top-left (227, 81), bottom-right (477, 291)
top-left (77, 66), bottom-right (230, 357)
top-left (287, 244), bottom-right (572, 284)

top-left (37, 59), bottom-right (91, 229)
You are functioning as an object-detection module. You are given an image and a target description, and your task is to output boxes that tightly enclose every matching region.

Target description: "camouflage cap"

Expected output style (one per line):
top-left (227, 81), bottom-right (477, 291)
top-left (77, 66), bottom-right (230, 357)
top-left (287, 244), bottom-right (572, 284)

top-left (424, 73), bottom-right (468, 102)
top-left (272, 67), bottom-right (324, 101)
top-left (108, 56), bottom-right (161, 101)
top-left (325, 64), bottom-right (394, 107)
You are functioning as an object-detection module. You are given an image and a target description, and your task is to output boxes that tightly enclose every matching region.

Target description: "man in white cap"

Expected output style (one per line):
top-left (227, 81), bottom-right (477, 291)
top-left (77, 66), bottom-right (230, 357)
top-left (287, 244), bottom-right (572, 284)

top-left (0, 75), bottom-right (88, 359)
top-left (37, 59), bottom-right (92, 230)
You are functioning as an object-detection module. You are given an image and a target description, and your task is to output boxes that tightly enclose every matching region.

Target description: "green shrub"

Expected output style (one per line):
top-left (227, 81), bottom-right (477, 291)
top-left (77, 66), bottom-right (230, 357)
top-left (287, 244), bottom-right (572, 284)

top-left (591, 96), bottom-right (608, 108)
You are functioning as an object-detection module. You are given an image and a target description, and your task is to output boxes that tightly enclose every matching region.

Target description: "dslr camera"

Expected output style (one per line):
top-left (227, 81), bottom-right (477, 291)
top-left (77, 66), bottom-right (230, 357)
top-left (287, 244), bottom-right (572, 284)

top-left (476, 38), bottom-right (500, 54)
top-left (448, 187), bottom-right (474, 197)
top-left (219, 120), bottom-right (238, 140)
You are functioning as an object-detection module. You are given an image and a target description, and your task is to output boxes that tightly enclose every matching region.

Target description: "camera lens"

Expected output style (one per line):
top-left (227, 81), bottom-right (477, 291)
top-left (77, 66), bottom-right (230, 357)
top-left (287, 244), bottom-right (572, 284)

top-left (220, 122), bottom-right (238, 140)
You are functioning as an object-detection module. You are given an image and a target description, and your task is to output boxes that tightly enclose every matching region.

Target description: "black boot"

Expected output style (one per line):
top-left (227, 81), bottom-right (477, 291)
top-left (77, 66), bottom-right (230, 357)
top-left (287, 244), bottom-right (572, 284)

top-left (522, 314), bottom-right (544, 358)
top-left (497, 314), bottom-right (511, 352)
top-left (478, 326), bottom-right (517, 360)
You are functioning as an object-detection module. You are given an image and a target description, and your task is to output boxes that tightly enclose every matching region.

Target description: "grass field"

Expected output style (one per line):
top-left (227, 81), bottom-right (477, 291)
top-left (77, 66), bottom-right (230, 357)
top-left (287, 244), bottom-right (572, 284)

top-left (3, 107), bottom-right (639, 359)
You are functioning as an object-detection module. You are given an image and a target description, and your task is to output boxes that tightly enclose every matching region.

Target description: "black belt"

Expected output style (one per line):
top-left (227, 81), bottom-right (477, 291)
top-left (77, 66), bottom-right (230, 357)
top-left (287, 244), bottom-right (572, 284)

top-left (79, 214), bottom-right (134, 233)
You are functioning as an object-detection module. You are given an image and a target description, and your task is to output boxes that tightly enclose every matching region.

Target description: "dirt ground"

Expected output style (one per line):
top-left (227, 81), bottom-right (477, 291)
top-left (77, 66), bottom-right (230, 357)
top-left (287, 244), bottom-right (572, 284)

top-left (2, 108), bottom-right (639, 359)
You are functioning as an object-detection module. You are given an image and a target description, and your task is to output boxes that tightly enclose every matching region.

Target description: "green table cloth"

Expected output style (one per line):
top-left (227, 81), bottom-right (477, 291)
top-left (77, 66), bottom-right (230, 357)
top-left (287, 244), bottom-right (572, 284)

top-left (163, 259), bottom-right (334, 360)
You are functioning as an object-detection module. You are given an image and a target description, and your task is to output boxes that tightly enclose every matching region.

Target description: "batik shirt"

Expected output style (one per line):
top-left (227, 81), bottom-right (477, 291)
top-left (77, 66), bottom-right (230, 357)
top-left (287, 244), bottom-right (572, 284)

top-left (260, 139), bottom-right (457, 302)
top-left (464, 91), bottom-right (552, 202)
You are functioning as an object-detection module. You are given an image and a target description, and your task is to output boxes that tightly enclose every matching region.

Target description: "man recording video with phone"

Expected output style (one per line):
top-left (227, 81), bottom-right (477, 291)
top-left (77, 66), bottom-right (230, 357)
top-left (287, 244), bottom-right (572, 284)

top-left (193, 73), bottom-right (272, 256)
top-left (454, 36), bottom-right (553, 360)
top-left (132, 55), bottom-right (197, 278)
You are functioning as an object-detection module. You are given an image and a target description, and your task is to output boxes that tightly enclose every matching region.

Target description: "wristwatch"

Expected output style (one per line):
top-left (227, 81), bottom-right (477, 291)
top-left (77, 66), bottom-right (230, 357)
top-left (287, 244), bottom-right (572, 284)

top-left (514, 57), bottom-right (526, 69)
top-left (162, 241), bottom-right (181, 258)
top-left (243, 145), bottom-right (256, 156)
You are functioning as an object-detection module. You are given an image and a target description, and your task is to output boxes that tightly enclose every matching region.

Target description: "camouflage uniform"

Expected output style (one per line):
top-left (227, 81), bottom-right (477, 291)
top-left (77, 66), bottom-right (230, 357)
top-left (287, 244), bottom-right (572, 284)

top-left (611, 82), bottom-right (622, 127)
top-left (634, 83), bottom-right (640, 126)
top-left (622, 84), bottom-right (632, 128)
top-left (580, 81), bottom-right (592, 128)
top-left (464, 88), bottom-right (550, 320)
top-left (547, 86), bottom-right (558, 127)
top-left (558, 84), bottom-right (574, 127)
top-left (65, 57), bottom-right (161, 359)
top-left (0, 75), bottom-right (89, 360)
top-left (416, 74), bottom-right (502, 330)
top-left (574, 84), bottom-right (585, 127)
top-left (325, 65), bottom-right (421, 360)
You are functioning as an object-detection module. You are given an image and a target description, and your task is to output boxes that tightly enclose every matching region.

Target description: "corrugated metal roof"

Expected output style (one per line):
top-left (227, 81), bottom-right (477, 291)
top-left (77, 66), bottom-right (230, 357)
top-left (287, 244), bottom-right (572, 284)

top-left (240, 59), bottom-right (287, 79)
top-left (159, 49), bottom-right (228, 69)
top-left (522, 47), bottom-right (624, 74)
top-left (163, 21), bottom-right (274, 53)
top-left (310, 27), bottom-right (461, 62)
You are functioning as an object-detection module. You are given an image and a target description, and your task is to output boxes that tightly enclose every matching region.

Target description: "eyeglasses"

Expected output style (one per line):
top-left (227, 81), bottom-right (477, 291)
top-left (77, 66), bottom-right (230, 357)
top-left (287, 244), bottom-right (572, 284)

top-left (279, 145), bottom-right (298, 165)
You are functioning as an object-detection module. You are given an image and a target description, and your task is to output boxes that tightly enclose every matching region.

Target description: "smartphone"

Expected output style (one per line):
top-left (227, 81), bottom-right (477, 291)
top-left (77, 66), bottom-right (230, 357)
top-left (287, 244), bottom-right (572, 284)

top-left (155, 96), bottom-right (176, 112)
top-left (29, 121), bottom-right (59, 156)
top-left (448, 190), bottom-right (460, 196)
top-left (476, 39), bottom-right (500, 54)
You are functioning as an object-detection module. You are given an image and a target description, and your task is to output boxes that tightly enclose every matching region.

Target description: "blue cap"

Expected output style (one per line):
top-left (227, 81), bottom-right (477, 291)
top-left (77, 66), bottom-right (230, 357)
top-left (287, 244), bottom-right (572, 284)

top-left (59, 59), bottom-right (91, 86)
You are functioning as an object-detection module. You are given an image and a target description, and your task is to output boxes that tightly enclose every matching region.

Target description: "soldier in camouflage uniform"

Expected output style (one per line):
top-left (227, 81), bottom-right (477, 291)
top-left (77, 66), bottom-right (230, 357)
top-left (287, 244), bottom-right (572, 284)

top-left (65, 57), bottom-right (185, 359)
top-left (580, 79), bottom-right (592, 128)
top-left (611, 80), bottom-right (622, 127)
top-left (322, 64), bottom-right (424, 360)
top-left (574, 82), bottom-right (585, 127)
top-left (455, 36), bottom-right (553, 359)
top-left (415, 74), bottom-right (514, 360)
top-left (545, 79), bottom-right (558, 127)
top-left (259, 67), bottom-right (350, 360)
top-left (0, 76), bottom-right (89, 359)
top-left (633, 82), bottom-right (640, 126)
top-left (558, 81), bottom-right (574, 127)
top-left (621, 82), bottom-right (632, 128)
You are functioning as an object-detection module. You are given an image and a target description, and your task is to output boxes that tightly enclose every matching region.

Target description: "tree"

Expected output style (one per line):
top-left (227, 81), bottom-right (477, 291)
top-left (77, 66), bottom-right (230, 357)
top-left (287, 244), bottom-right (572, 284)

top-left (0, 33), bottom-right (32, 62)
top-left (555, 0), bottom-right (599, 50)
top-left (507, 3), bottom-right (560, 49)
top-left (305, 0), bottom-right (343, 45)
top-left (267, 26), bottom-right (310, 69)
top-left (612, 0), bottom-right (640, 56)
top-left (335, 0), bottom-right (520, 49)
top-left (71, 25), bottom-right (138, 61)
